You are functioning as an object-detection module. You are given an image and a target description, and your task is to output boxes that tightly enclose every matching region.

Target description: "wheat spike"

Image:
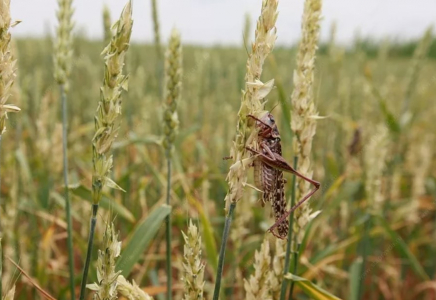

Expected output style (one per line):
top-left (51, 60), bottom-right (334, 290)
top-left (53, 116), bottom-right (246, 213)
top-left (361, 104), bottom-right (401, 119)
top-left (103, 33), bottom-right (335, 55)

top-left (290, 0), bottom-right (323, 243)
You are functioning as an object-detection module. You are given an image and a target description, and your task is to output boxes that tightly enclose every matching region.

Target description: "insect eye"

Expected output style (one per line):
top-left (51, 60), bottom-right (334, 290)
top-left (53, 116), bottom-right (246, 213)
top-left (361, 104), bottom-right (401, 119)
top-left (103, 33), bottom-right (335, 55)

top-left (276, 137), bottom-right (281, 142)
top-left (269, 116), bottom-right (275, 123)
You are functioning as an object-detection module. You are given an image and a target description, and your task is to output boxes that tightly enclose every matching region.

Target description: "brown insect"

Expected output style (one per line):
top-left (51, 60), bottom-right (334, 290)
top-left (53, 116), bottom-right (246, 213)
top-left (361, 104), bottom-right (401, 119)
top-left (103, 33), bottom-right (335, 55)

top-left (348, 127), bottom-right (362, 156)
top-left (246, 112), bottom-right (320, 239)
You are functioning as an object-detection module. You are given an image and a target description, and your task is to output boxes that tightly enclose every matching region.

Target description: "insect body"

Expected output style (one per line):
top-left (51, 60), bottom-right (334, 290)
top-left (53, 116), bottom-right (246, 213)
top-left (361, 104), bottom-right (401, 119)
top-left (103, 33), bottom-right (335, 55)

top-left (247, 112), bottom-right (320, 239)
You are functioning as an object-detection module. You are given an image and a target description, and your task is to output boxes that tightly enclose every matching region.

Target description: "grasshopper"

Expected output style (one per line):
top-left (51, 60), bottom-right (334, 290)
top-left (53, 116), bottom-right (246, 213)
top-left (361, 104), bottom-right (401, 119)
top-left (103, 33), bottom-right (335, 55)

top-left (246, 112), bottom-right (320, 239)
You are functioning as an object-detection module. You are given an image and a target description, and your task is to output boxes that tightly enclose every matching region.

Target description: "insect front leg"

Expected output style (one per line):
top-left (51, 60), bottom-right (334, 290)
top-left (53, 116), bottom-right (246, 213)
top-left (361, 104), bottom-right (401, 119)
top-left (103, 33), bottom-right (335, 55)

top-left (247, 114), bottom-right (274, 137)
top-left (247, 114), bottom-right (272, 129)
top-left (246, 142), bottom-right (277, 162)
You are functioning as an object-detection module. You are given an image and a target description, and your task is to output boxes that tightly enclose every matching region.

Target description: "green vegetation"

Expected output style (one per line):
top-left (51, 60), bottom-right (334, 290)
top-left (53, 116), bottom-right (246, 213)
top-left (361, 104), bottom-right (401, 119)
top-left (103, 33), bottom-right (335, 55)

top-left (0, 0), bottom-right (435, 299)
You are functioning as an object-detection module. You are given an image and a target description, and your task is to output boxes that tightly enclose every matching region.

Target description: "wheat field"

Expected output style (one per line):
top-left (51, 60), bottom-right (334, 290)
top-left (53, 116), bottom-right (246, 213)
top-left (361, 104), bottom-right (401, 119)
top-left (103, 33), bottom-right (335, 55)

top-left (0, 0), bottom-right (435, 299)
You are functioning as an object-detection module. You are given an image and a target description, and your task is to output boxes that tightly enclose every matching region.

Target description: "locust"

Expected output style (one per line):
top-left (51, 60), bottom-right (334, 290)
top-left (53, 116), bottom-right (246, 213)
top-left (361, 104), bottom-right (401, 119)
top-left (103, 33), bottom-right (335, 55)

top-left (246, 112), bottom-right (320, 239)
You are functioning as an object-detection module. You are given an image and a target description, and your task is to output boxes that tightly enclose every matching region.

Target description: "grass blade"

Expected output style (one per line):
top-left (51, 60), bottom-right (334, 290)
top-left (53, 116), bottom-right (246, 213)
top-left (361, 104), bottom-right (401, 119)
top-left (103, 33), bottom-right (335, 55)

top-left (7, 257), bottom-right (57, 300)
top-left (349, 257), bottom-right (363, 300)
top-left (70, 184), bottom-right (135, 223)
top-left (284, 273), bottom-right (342, 300)
top-left (116, 204), bottom-right (171, 276)
top-left (187, 194), bottom-right (218, 272)
top-left (378, 99), bottom-right (400, 134)
top-left (378, 216), bottom-right (429, 280)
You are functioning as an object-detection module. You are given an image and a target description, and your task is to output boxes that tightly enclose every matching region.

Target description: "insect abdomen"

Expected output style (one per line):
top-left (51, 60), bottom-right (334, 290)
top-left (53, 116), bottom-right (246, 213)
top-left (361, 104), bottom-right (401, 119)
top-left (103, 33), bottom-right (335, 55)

top-left (271, 172), bottom-right (289, 238)
top-left (253, 159), bottom-right (263, 190)
top-left (254, 158), bottom-right (277, 206)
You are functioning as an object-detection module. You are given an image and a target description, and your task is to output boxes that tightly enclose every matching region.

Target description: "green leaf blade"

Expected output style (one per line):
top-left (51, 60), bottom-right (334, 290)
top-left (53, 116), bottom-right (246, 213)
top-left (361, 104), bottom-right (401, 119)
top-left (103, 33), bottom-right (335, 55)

top-left (70, 184), bottom-right (135, 223)
top-left (284, 273), bottom-right (342, 300)
top-left (378, 216), bottom-right (429, 280)
top-left (116, 204), bottom-right (171, 276)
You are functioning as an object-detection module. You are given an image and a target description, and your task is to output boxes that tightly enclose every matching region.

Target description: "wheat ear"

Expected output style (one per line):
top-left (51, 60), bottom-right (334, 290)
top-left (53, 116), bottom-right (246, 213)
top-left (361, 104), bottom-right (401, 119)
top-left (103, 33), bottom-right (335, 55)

top-left (79, 2), bottom-right (133, 299)
top-left (213, 1), bottom-right (279, 299)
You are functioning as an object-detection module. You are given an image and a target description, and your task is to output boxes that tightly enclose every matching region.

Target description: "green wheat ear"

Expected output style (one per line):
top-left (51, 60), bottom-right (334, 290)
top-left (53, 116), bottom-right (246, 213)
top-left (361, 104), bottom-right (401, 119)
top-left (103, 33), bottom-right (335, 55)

top-left (53, 0), bottom-right (73, 87)
top-left (151, 0), bottom-right (162, 58)
top-left (162, 27), bottom-right (182, 300)
top-left (244, 239), bottom-right (271, 300)
top-left (162, 28), bottom-right (182, 156)
top-left (86, 222), bottom-right (121, 300)
top-left (79, 2), bottom-right (133, 299)
top-left (290, 0), bottom-right (322, 245)
top-left (181, 220), bottom-right (205, 300)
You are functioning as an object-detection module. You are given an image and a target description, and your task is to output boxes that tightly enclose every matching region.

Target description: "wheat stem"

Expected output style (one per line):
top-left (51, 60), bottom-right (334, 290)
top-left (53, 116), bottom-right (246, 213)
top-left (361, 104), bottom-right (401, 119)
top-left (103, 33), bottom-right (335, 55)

top-left (0, 136), bottom-right (3, 299)
top-left (162, 28), bottom-right (182, 300)
top-left (79, 204), bottom-right (98, 300)
top-left (54, 0), bottom-right (75, 294)
top-left (0, 136), bottom-right (2, 206)
top-left (280, 156), bottom-right (298, 300)
top-left (0, 237), bottom-right (2, 298)
top-left (358, 215), bottom-right (371, 300)
top-left (214, 1), bottom-right (278, 298)
top-left (0, 98), bottom-right (3, 298)
top-left (212, 202), bottom-right (236, 300)
top-left (78, 2), bottom-right (133, 298)
top-left (165, 154), bottom-right (172, 300)
top-left (290, 0), bottom-right (322, 244)
top-left (288, 244), bottom-right (300, 300)
top-left (60, 84), bottom-right (75, 299)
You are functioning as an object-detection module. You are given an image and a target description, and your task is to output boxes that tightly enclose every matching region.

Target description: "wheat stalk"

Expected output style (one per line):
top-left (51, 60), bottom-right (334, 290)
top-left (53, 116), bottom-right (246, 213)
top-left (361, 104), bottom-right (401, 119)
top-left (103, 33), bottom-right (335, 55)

top-left (290, 0), bottom-right (322, 244)
top-left (162, 27), bottom-right (182, 300)
top-left (0, 1), bottom-right (19, 296)
top-left (281, 0), bottom-right (322, 298)
top-left (53, 0), bottom-right (75, 296)
top-left (79, 2), bottom-right (133, 299)
top-left (213, 1), bottom-right (279, 299)
top-left (224, 0), bottom-right (278, 209)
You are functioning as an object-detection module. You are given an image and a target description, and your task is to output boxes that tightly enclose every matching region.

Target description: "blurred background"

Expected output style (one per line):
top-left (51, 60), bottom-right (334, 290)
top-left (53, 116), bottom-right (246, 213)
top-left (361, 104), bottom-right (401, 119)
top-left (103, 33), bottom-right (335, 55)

top-left (11, 0), bottom-right (436, 45)
top-left (1, 0), bottom-right (436, 299)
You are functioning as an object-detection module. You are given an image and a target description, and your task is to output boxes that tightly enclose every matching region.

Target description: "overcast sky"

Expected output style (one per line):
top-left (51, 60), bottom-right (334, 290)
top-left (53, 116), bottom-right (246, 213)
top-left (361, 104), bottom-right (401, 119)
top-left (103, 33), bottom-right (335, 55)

top-left (10, 0), bottom-right (436, 46)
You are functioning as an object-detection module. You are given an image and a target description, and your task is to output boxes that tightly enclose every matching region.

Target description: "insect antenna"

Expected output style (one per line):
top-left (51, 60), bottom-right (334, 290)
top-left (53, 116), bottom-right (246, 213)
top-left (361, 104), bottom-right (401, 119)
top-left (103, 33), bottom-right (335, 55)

top-left (242, 32), bottom-right (250, 57)
top-left (270, 102), bottom-right (279, 114)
